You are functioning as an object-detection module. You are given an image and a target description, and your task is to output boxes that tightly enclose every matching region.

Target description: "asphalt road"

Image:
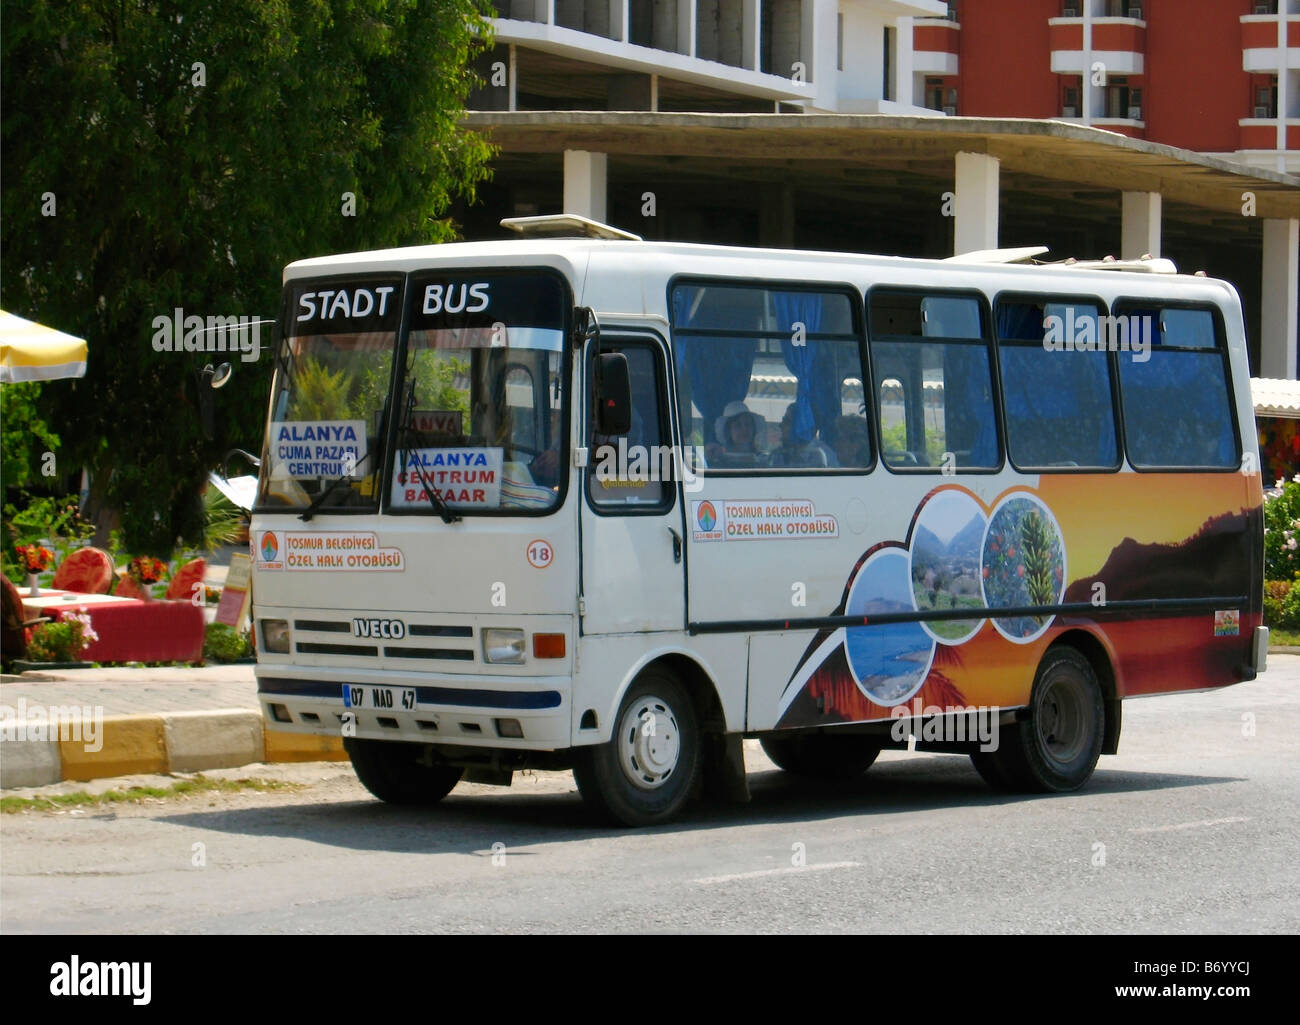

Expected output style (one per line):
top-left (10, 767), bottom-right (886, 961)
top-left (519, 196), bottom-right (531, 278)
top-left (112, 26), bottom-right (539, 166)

top-left (3, 657), bottom-right (1297, 933)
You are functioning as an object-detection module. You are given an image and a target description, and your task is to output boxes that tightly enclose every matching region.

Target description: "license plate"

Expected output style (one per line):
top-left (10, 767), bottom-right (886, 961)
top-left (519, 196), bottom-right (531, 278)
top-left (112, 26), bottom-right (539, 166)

top-left (342, 685), bottom-right (416, 711)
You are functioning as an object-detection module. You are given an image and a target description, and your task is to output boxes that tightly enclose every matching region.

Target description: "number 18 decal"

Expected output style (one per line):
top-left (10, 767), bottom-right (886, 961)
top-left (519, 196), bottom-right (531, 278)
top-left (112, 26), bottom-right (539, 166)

top-left (526, 539), bottom-right (554, 569)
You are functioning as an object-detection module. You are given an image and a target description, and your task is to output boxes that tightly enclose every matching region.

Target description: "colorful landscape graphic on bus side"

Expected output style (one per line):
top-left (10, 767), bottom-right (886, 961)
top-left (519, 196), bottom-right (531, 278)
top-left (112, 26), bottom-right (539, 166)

top-left (775, 475), bottom-right (1262, 729)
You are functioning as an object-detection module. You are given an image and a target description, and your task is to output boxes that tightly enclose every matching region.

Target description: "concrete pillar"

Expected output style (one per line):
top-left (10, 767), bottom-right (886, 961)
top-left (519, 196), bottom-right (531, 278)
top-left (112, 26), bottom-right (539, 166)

top-left (759, 183), bottom-right (795, 248)
top-left (742, 0), bottom-right (759, 70)
top-left (1121, 191), bottom-right (1161, 259)
top-left (564, 150), bottom-right (608, 222)
top-left (954, 151), bottom-right (999, 255)
top-left (894, 17), bottom-right (914, 109)
top-left (1261, 218), bottom-right (1300, 379)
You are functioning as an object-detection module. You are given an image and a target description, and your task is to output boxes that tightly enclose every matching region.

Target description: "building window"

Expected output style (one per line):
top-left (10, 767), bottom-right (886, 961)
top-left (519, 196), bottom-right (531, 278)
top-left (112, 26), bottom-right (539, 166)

top-left (837, 13), bottom-right (843, 71)
top-left (946, 1), bottom-right (959, 21)
top-left (926, 78), bottom-right (944, 112)
top-left (1255, 79), bottom-right (1279, 119)
top-left (1103, 77), bottom-right (1136, 118)
top-left (1253, 1), bottom-right (1278, 15)
top-left (1061, 1), bottom-right (1080, 17)
top-left (945, 88), bottom-right (958, 116)
top-left (1103, 0), bottom-right (1142, 16)
top-left (1062, 83), bottom-right (1080, 118)
top-left (883, 27), bottom-right (895, 102)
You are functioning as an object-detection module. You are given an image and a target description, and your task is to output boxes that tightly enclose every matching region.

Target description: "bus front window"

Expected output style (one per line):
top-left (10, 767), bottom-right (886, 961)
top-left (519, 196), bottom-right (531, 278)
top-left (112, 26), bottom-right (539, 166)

top-left (255, 277), bottom-right (403, 511)
top-left (391, 272), bottom-right (569, 515)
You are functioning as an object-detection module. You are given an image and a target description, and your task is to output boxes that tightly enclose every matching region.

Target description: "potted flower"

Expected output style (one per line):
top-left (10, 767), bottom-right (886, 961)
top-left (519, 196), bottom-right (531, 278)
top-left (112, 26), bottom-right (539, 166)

top-left (19, 607), bottom-right (99, 670)
top-left (14, 543), bottom-right (54, 596)
top-left (128, 556), bottom-right (167, 601)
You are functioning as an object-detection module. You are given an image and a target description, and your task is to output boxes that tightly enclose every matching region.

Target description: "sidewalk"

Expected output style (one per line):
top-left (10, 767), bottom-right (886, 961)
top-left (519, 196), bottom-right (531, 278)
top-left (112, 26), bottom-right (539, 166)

top-left (0, 665), bottom-right (345, 789)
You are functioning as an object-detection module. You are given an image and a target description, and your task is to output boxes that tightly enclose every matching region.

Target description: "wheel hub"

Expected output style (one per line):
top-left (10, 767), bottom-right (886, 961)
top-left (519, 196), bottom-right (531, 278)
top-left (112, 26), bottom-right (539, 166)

top-left (617, 695), bottom-right (681, 789)
top-left (1037, 675), bottom-right (1086, 765)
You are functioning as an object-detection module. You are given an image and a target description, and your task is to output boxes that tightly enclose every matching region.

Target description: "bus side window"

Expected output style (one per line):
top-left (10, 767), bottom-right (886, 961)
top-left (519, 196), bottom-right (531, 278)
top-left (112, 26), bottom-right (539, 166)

top-left (1116, 305), bottom-right (1237, 469)
top-left (995, 297), bottom-right (1119, 471)
top-left (588, 344), bottom-right (672, 508)
top-left (869, 290), bottom-right (998, 471)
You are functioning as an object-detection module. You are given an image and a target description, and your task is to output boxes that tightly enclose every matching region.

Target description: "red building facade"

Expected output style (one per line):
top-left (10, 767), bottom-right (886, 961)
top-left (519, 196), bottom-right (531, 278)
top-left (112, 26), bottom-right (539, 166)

top-left (914, 0), bottom-right (1300, 173)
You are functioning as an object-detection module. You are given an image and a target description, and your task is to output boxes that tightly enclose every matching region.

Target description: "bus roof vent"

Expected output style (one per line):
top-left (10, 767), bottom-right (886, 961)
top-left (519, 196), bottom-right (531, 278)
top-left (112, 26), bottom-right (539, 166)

top-left (500, 214), bottom-right (643, 241)
top-left (944, 246), bottom-right (1050, 265)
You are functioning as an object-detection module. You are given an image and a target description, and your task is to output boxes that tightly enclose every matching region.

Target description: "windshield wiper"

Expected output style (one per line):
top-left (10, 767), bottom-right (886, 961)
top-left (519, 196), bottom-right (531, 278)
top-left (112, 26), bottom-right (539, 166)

top-left (298, 448), bottom-right (374, 522)
top-left (397, 379), bottom-right (461, 524)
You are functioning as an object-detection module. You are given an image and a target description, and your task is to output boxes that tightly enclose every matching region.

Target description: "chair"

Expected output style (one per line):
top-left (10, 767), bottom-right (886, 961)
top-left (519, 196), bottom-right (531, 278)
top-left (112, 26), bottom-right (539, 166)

top-left (113, 572), bottom-right (148, 599)
top-left (2, 574), bottom-right (50, 665)
top-left (165, 558), bottom-right (207, 603)
top-left (50, 547), bottom-right (114, 594)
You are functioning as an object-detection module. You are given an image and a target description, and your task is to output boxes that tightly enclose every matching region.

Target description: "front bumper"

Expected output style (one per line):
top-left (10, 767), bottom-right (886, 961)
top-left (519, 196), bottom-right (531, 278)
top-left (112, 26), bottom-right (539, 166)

top-left (257, 665), bottom-right (571, 749)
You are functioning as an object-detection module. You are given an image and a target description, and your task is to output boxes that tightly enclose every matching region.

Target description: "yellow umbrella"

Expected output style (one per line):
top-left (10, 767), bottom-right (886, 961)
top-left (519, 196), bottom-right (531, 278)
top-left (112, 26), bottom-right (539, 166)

top-left (0, 309), bottom-right (87, 383)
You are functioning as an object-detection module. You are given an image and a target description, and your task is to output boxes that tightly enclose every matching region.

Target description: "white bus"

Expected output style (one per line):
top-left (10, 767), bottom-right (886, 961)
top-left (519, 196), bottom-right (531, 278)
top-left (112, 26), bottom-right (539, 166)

top-left (252, 218), bottom-right (1267, 826)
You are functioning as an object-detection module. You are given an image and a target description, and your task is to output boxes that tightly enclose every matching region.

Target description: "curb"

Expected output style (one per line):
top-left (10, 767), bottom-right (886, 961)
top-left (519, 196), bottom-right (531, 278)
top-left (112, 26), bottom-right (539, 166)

top-left (0, 709), bottom-right (346, 789)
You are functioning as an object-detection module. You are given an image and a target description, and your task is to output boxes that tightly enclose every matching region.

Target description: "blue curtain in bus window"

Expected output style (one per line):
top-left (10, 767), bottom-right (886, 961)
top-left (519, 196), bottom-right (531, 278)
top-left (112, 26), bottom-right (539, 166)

top-left (1120, 351), bottom-right (1236, 468)
top-left (999, 347), bottom-right (1117, 467)
top-left (671, 289), bottom-right (757, 431)
top-left (773, 292), bottom-right (837, 444)
top-left (996, 302), bottom-right (1046, 342)
top-left (943, 344), bottom-right (998, 467)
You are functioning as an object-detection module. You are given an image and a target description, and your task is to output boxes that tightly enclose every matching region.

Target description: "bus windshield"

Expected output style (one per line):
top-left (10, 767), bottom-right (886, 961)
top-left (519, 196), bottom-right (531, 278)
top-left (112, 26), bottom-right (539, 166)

top-left (392, 271), bottom-right (569, 515)
top-left (256, 276), bottom-right (403, 511)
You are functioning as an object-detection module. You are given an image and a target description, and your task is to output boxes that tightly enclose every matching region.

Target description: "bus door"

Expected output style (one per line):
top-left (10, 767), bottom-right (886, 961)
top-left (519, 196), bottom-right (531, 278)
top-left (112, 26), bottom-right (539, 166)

top-left (670, 281), bottom-right (873, 731)
top-left (579, 332), bottom-right (685, 634)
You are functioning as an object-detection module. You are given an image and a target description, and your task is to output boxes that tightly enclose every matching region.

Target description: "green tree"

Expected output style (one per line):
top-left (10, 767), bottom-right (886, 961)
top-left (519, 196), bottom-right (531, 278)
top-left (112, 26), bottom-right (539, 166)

top-left (1, 0), bottom-right (493, 553)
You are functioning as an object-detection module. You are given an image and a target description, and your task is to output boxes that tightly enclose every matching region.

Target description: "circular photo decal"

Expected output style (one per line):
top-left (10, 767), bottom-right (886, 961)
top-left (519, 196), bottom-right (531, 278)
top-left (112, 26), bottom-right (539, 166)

top-left (981, 493), bottom-right (1067, 644)
top-left (844, 547), bottom-right (936, 706)
top-left (909, 489), bottom-right (988, 645)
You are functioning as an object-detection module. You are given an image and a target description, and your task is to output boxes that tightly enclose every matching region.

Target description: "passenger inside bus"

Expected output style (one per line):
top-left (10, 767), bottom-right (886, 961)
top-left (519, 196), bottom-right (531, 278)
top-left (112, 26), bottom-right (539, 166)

top-left (770, 404), bottom-right (835, 468)
top-left (830, 414), bottom-right (872, 468)
top-left (706, 401), bottom-right (766, 467)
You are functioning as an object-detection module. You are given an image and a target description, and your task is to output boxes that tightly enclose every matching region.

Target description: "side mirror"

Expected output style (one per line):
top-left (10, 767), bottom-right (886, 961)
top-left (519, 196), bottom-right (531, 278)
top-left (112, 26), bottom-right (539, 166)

top-left (595, 352), bottom-right (631, 436)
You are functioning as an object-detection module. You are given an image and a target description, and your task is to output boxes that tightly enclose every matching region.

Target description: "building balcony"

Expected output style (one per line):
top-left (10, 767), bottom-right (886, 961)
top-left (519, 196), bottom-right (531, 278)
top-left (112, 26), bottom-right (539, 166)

top-left (913, 18), bottom-right (959, 76)
top-left (1048, 17), bottom-right (1145, 75)
top-left (1241, 13), bottom-right (1300, 72)
top-left (489, 1), bottom-right (817, 106)
top-left (1238, 117), bottom-right (1300, 151)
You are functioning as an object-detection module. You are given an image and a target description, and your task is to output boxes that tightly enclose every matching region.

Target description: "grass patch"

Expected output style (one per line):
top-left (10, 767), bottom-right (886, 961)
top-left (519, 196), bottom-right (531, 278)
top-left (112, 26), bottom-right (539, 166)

top-left (1, 774), bottom-right (303, 814)
top-left (1270, 628), bottom-right (1300, 647)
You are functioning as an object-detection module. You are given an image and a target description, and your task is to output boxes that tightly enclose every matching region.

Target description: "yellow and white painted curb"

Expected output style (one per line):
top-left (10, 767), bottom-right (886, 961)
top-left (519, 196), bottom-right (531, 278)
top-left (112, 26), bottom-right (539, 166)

top-left (0, 709), bottom-right (346, 789)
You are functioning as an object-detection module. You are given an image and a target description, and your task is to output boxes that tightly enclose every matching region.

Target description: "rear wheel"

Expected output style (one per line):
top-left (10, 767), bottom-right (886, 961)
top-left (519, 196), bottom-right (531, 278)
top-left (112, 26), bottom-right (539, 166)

top-left (971, 646), bottom-right (1103, 793)
top-left (572, 668), bottom-right (701, 826)
top-left (344, 737), bottom-right (463, 805)
top-left (760, 733), bottom-right (882, 780)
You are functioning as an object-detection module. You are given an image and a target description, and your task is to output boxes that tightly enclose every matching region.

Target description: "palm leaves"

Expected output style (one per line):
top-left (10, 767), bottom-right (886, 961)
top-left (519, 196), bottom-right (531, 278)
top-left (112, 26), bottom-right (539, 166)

top-left (1019, 509), bottom-right (1059, 624)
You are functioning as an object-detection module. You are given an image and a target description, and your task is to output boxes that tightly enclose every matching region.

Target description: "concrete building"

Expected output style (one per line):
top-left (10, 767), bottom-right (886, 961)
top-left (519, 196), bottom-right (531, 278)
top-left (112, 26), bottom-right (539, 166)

top-left (461, 0), bottom-right (1300, 376)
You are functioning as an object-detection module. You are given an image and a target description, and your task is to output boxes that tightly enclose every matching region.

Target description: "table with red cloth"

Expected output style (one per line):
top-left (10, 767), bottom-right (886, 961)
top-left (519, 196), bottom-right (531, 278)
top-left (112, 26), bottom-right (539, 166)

top-left (22, 592), bottom-right (204, 663)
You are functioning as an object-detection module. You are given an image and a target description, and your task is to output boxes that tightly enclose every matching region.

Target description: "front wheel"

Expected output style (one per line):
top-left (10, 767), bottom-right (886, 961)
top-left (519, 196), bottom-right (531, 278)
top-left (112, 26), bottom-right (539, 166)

top-left (344, 737), bottom-right (463, 805)
top-left (971, 646), bottom-right (1103, 793)
top-left (572, 668), bottom-right (701, 826)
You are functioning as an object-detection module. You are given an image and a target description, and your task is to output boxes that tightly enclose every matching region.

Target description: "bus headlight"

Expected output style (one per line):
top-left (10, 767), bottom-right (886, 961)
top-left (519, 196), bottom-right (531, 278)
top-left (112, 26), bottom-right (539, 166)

top-left (261, 619), bottom-right (291, 654)
top-left (482, 628), bottom-right (526, 664)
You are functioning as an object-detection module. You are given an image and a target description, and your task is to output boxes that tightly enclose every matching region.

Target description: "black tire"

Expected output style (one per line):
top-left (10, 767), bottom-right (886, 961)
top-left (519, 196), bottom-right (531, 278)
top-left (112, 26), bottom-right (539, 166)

top-left (970, 646), bottom-right (1104, 793)
top-left (572, 668), bottom-right (701, 826)
top-left (344, 737), bottom-right (463, 805)
top-left (759, 733), bottom-right (882, 779)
